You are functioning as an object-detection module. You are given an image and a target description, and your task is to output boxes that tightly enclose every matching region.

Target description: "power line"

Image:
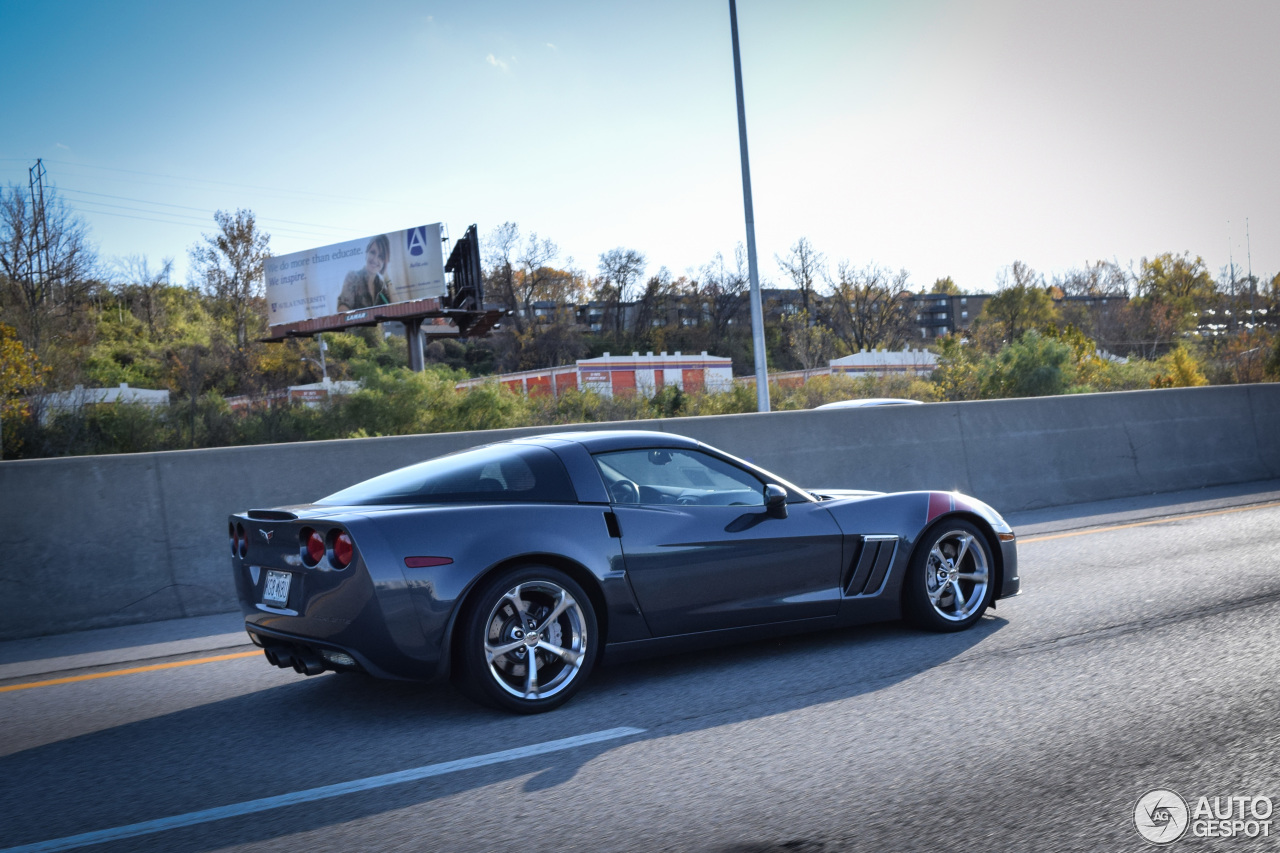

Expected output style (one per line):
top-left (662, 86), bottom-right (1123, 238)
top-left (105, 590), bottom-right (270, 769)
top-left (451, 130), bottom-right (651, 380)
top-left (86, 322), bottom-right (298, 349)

top-left (70, 202), bottom-right (339, 241)
top-left (26, 158), bottom-right (394, 206)
top-left (58, 187), bottom-right (353, 233)
top-left (63, 192), bottom-right (350, 239)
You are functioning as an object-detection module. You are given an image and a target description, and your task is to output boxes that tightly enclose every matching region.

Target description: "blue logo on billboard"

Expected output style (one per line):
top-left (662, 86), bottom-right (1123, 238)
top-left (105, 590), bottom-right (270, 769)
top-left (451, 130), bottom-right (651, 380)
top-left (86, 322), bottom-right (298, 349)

top-left (406, 227), bottom-right (429, 257)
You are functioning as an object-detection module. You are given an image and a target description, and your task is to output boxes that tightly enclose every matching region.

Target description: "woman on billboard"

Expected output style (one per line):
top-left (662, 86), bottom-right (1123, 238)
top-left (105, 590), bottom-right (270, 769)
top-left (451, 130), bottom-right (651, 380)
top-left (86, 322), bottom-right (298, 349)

top-left (337, 234), bottom-right (396, 310)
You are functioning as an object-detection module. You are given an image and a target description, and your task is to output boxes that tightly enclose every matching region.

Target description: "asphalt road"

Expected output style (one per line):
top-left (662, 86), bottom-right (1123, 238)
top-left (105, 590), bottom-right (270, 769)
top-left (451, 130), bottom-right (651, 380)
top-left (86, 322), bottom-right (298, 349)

top-left (3, 483), bottom-right (1279, 853)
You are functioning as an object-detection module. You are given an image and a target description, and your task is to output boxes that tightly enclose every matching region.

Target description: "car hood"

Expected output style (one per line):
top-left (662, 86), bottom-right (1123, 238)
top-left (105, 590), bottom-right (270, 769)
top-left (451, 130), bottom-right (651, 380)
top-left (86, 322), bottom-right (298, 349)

top-left (805, 488), bottom-right (885, 501)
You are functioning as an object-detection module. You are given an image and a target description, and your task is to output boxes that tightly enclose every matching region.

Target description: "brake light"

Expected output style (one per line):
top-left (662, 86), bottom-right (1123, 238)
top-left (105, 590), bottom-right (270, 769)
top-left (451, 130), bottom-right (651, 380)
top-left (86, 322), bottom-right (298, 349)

top-left (301, 528), bottom-right (325, 565)
top-left (331, 531), bottom-right (354, 568)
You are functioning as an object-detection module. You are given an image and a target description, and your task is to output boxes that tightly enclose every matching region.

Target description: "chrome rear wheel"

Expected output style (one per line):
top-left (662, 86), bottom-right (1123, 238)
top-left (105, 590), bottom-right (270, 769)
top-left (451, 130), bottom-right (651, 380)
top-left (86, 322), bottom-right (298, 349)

top-left (458, 566), bottom-right (597, 713)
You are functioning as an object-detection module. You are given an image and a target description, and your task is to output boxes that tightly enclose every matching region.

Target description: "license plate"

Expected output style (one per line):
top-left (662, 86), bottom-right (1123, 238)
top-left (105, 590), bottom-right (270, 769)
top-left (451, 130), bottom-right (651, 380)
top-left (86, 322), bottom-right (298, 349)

top-left (263, 570), bottom-right (292, 606)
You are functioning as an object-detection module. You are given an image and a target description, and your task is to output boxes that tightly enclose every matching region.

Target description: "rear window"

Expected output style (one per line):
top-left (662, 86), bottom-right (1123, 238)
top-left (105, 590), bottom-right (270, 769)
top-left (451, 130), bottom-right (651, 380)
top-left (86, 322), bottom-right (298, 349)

top-left (316, 444), bottom-right (577, 506)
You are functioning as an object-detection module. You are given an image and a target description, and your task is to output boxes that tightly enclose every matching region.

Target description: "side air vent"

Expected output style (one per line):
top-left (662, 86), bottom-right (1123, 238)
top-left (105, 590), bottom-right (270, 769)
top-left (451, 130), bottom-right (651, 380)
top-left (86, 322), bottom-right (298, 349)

top-left (844, 535), bottom-right (899, 597)
top-left (603, 511), bottom-right (622, 539)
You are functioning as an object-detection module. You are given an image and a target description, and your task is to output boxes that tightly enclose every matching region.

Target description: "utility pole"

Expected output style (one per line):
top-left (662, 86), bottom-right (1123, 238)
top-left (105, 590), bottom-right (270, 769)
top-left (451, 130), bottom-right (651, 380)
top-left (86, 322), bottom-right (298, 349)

top-left (28, 159), bottom-right (48, 296)
top-left (729, 0), bottom-right (770, 413)
top-left (4, 160), bottom-right (51, 460)
top-left (1247, 218), bottom-right (1255, 316)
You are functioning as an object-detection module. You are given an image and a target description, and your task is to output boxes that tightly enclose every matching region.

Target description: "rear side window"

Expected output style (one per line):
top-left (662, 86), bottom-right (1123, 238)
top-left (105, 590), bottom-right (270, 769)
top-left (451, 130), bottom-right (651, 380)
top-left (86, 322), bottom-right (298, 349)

top-left (317, 445), bottom-right (577, 506)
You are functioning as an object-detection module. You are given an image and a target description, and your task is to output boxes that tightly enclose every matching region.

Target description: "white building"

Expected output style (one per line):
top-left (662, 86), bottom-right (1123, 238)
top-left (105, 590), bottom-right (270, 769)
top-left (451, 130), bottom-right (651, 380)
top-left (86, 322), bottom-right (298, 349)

top-left (829, 347), bottom-right (938, 376)
top-left (34, 383), bottom-right (170, 423)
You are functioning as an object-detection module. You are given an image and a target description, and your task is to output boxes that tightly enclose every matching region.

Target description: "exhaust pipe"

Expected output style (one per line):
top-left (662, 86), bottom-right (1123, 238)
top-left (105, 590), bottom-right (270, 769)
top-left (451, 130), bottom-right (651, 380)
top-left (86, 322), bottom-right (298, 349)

top-left (263, 647), bottom-right (294, 669)
top-left (291, 652), bottom-right (326, 676)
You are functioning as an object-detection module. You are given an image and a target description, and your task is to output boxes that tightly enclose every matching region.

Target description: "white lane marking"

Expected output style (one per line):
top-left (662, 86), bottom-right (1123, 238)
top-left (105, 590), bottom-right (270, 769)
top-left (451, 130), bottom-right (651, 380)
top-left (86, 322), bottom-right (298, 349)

top-left (1, 726), bottom-right (644, 853)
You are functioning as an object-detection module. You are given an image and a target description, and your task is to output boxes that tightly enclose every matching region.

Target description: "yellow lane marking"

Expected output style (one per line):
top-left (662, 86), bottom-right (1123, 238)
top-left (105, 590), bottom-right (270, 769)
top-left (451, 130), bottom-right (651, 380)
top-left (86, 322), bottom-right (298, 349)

top-left (1020, 500), bottom-right (1280, 544)
top-left (0, 650), bottom-right (260, 693)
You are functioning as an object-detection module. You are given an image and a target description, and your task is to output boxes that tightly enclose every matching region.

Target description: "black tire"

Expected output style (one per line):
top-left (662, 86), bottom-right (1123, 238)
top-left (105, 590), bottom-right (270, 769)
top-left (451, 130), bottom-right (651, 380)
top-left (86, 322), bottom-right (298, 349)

top-left (455, 566), bottom-right (597, 713)
top-left (903, 519), bottom-right (994, 632)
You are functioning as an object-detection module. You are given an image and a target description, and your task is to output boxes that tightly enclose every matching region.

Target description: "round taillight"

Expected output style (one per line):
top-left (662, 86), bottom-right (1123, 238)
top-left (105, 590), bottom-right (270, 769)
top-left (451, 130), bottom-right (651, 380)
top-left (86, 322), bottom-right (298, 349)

top-left (303, 528), bottom-right (325, 565)
top-left (331, 531), bottom-right (354, 569)
top-left (229, 522), bottom-right (237, 556)
top-left (236, 523), bottom-right (247, 558)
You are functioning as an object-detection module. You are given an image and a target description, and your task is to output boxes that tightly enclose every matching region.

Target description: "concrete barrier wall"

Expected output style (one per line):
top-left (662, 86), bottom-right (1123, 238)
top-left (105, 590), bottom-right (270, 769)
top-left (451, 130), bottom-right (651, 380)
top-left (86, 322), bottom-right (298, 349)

top-left (2, 383), bottom-right (1277, 640)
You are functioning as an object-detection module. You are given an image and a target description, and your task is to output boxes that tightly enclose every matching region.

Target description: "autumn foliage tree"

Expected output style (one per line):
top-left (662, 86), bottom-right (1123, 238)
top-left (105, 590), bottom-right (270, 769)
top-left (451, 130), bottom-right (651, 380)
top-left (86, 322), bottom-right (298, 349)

top-left (972, 261), bottom-right (1057, 350)
top-left (188, 209), bottom-right (270, 377)
top-left (0, 322), bottom-right (47, 456)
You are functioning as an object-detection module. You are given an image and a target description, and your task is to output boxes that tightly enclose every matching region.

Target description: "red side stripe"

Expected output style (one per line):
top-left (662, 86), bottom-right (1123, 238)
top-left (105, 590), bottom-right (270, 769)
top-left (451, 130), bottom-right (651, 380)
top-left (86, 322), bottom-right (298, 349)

top-left (927, 492), bottom-right (953, 524)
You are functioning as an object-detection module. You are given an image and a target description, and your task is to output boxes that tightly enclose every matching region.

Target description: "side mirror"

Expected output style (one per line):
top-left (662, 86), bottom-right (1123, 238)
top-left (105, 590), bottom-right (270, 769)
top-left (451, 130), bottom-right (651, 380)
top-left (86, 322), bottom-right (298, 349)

top-left (764, 484), bottom-right (788, 518)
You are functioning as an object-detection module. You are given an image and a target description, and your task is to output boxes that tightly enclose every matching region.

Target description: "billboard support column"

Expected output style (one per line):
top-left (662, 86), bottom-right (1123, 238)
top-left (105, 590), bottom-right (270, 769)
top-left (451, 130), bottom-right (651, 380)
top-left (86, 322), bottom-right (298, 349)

top-left (405, 319), bottom-right (425, 372)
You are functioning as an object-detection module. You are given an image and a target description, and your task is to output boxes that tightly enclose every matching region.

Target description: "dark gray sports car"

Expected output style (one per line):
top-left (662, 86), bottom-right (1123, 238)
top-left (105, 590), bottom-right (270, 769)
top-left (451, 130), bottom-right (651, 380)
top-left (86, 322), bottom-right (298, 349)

top-left (230, 430), bottom-right (1019, 712)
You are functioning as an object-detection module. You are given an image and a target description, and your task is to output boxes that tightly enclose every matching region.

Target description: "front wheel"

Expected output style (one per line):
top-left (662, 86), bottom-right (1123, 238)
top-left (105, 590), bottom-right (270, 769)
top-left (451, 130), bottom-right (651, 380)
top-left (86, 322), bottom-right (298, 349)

top-left (455, 566), bottom-right (597, 713)
top-left (903, 520), bottom-right (993, 632)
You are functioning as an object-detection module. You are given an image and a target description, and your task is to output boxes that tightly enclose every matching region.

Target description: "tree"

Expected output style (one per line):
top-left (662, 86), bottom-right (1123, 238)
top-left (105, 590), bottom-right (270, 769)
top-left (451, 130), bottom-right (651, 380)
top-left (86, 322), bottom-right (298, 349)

top-left (1215, 329), bottom-right (1273, 384)
top-left (189, 209), bottom-right (270, 358)
top-left (0, 184), bottom-right (96, 355)
top-left (484, 221), bottom-right (523, 331)
top-left (973, 261), bottom-right (1056, 346)
top-left (627, 267), bottom-right (677, 342)
top-left (930, 276), bottom-right (961, 295)
top-left (596, 247), bottom-right (647, 341)
top-left (1054, 260), bottom-right (1129, 297)
top-left (699, 246), bottom-right (752, 350)
top-left (113, 255), bottom-right (174, 336)
top-left (1114, 298), bottom-right (1185, 359)
top-left (483, 223), bottom-right (586, 371)
top-left (775, 237), bottom-right (825, 316)
top-left (931, 334), bottom-right (983, 401)
top-left (1, 322), bottom-right (47, 451)
top-left (978, 330), bottom-right (1075, 398)
top-left (516, 233), bottom-right (575, 316)
top-left (1137, 252), bottom-right (1216, 307)
top-left (1150, 345), bottom-right (1208, 388)
top-left (781, 309), bottom-right (835, 372)
top-left (824, 262), bottom-right (914, 353)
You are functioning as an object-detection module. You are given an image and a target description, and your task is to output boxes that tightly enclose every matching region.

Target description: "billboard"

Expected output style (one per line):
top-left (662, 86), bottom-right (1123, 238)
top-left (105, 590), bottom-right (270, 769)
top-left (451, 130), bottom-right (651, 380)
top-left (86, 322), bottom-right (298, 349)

top-left (264, 223), bottom-right (446, 327)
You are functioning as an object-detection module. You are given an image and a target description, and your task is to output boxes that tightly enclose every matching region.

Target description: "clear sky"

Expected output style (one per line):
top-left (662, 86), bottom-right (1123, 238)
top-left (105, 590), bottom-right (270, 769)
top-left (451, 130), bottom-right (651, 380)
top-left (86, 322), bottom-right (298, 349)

top-left (3, 0), bottom-right (1276, 294)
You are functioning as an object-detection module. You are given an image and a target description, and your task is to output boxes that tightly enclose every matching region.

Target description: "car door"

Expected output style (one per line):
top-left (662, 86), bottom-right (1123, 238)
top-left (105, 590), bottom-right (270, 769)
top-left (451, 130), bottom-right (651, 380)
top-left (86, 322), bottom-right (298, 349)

top-left (594, 448), bottom-right (844, 637)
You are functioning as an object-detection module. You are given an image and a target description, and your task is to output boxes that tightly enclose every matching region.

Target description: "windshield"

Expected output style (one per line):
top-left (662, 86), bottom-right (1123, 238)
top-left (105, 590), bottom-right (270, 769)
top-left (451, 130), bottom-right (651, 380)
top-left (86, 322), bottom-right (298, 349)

top-left (317, 444), bottom-right (577, 506)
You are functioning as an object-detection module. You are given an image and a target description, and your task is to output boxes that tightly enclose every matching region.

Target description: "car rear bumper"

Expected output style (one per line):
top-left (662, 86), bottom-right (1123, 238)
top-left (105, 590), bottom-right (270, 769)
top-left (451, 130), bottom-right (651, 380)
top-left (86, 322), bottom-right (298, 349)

top-left (243, 621), bottom-right (442, 682)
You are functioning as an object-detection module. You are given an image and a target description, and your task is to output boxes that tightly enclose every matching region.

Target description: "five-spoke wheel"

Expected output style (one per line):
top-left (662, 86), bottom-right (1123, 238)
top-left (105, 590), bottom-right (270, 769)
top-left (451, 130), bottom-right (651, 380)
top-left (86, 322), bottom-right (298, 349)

top-left (456, 566), bottom-right (597, 713)
top-left (904, 520), bottom-right (993, 631)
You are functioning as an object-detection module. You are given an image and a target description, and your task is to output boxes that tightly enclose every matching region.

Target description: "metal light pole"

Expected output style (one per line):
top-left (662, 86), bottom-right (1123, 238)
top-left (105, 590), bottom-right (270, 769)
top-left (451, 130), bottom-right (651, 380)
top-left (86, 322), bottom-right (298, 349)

top-left (316, 334), bottom-right (329, 384)
top-left (729, 0), bottom-right (771, 412)
top-left (302, 335), bottom-right (329, 385)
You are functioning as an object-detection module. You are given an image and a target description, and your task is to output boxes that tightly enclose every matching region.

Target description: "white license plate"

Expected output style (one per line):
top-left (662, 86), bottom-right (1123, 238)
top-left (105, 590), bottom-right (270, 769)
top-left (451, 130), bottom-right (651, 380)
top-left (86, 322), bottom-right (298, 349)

top-left (263, 570), bottom-right (292, 606)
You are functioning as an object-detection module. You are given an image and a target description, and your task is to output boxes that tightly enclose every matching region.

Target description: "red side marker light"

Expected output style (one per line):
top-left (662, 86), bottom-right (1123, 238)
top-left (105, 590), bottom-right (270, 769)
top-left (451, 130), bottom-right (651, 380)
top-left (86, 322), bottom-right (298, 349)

top-left (404, 556), bottom-right (454, 569)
